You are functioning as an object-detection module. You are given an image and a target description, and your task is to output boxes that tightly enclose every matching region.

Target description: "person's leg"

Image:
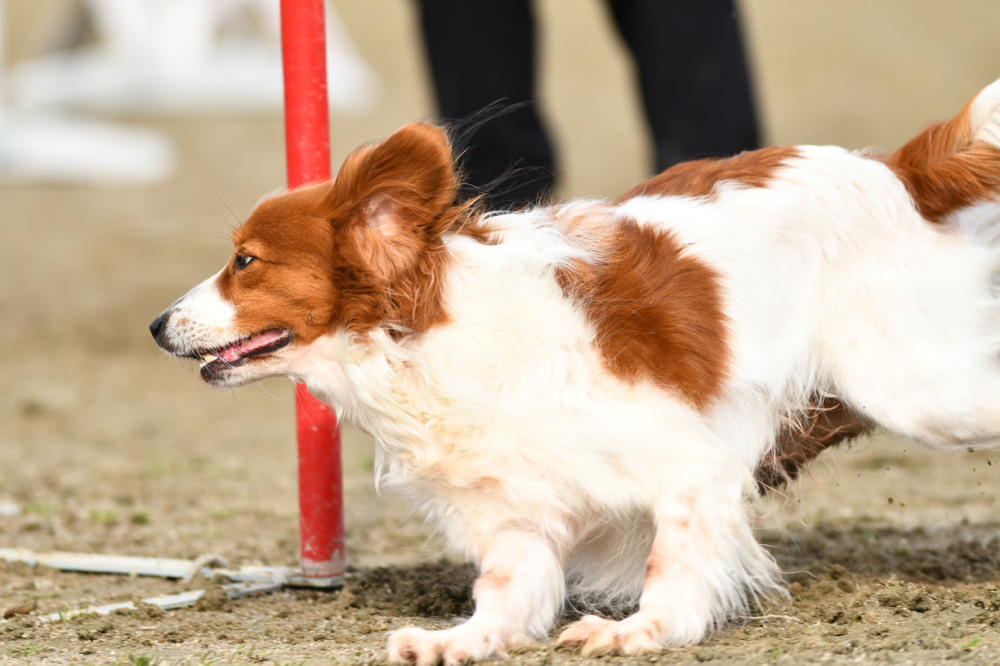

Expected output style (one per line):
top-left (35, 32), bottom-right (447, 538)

top-left (416, 0), bottom-right (556, 208)
top-left (605, 0), bottom-right (760, 171)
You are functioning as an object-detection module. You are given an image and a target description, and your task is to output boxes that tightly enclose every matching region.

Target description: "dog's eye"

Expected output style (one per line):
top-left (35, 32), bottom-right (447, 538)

top-left (234, 254), bottom-right (256, 271)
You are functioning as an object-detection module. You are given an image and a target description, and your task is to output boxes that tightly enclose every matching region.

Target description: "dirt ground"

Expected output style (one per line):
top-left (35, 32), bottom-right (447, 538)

top-left (4, 1), bottom-right (1000, 663)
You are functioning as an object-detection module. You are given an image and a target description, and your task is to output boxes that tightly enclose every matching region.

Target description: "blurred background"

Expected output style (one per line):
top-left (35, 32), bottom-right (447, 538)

top-left (2, 0), bottom-right (1000, 574)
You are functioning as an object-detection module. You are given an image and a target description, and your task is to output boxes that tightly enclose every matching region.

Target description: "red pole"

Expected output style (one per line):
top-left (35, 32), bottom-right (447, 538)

top-left (280, 0), bottom-right (345, 579)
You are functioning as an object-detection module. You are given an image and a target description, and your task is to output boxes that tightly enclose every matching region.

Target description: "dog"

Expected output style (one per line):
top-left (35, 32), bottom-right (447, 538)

top-left (151, 78), bottom-right (1000, 663)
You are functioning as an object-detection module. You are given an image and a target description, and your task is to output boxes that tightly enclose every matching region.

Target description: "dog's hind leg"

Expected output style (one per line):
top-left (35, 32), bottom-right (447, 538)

top-left (825, 79), bottom-right (1000, 449)
top-left (388, 528), bottom-right (564, 665)
top-left (820, 239), bottom-right (1000, 450)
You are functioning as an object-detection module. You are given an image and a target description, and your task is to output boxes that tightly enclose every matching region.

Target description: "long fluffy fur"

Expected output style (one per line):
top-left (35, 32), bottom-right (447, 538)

top-left (152, 79), bottom-right (1000, 663)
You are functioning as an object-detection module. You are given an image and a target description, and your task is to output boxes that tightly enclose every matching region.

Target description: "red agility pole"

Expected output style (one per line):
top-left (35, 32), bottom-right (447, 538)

top-left (280, 0), bottom-right (345, 580)
top-left (0, 0), bottom-right (344, 605)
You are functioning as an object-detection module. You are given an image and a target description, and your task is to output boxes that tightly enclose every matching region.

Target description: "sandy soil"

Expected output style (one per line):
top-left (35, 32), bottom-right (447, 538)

top-left (3, 1), bottom-right (1000, 663)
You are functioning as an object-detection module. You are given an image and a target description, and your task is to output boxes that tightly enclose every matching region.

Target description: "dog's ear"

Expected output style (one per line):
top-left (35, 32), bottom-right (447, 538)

top-left (328, 122), bottom-right (459, 280)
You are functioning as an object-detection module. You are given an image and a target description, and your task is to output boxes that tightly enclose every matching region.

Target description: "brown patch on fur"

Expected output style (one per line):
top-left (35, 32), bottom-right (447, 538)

top-left (755, 396), bottom-right (872, 491)
top-left (644, 558), bottom-right (659, 580)
top-left (474, 569), bottom-right (511, 594)
top-left (616, 146), bottom-right (800, 202)
top-left (885, 92), bottom-right (1000, 223)
top-left (216, 122), bottom-right (493, 345)
top-left (470, 476), bottom-right (502, 493)
top-left (216, 184), bottom-right (339, 345)
top-left (556, 218), bottom-right (730, 410)
top-left (644, 543), bottom-right (665, 581)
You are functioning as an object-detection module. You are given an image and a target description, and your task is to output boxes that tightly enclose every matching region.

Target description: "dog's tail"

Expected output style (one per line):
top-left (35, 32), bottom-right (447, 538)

top-left (886, 78), bottom-right (1000, 228)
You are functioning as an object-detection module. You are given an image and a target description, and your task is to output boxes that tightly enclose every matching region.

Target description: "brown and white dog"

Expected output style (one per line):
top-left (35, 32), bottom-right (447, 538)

top-left (152, 79), bottom-right (1000, 663)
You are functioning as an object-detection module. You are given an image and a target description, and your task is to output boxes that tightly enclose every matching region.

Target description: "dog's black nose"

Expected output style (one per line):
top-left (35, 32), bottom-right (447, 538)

top-left (149, 313), bottom-right (168, 343)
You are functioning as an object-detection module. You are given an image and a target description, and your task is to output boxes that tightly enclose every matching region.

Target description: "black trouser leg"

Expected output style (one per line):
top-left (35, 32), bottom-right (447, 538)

top-left (605, 0), bottom-right (760, 171)
top-left (416, 0), bottom-right (556, 208)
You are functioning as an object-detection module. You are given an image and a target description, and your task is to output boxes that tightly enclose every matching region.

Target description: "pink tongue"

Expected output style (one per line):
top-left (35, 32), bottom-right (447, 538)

top-left (218, 330), bottom-right (287, 362)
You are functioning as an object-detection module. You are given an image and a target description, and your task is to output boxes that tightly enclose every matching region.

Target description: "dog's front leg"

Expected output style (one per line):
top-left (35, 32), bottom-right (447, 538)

top-left (559, 471), bottom-right (781, 655)
top-left (388, 527), bottom-right (564, 665)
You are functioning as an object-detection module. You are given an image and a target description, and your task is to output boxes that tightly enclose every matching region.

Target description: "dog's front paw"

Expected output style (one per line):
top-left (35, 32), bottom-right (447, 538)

top-left (558, 613), bottom-right (688, 656)
top-left (388, 624), bottom-right (530, 665)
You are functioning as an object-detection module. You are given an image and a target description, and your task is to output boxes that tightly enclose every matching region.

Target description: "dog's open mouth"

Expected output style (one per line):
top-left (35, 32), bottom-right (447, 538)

top-left (194, 328), bottom-right (292, 381)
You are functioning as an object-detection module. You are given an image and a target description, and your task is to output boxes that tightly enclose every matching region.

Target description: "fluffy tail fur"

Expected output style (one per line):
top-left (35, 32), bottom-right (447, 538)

top-left (885, 78), bottom-right (1000, 225)
top-left (969, 78), bottom-right (1000, 149)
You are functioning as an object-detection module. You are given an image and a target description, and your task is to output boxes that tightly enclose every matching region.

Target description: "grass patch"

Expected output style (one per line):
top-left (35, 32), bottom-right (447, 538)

top-left (89, 509), bottom-right (119, 525)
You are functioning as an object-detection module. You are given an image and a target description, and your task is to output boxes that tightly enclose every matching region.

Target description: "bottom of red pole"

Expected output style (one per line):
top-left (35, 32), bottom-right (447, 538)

top-left (295, 383), bottom-right (345, 578)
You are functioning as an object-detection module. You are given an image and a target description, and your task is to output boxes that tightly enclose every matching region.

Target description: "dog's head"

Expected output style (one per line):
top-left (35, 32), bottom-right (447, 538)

top-left (150, 122), bottom-right (474, 387)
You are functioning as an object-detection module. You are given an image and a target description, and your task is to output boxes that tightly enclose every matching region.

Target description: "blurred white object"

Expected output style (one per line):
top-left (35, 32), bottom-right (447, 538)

top-left (11, 0), bottom-right (379, 114)
top-left (0, 2), bottom-right (176, 184)
top-left (0, 499), bottom-right (21, 517)
top-left (0, 113), bottom-right (176, 185)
